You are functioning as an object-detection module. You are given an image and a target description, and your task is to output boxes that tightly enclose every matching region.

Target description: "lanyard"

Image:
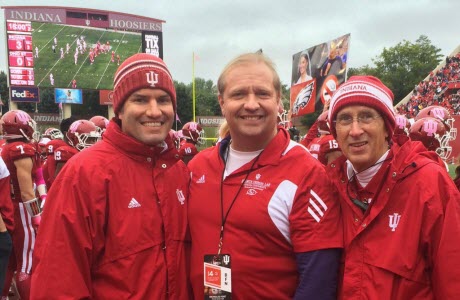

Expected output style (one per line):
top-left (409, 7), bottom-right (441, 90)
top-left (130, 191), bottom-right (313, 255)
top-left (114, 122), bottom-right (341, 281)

top-left (217, 145), bottom-right (263, 255)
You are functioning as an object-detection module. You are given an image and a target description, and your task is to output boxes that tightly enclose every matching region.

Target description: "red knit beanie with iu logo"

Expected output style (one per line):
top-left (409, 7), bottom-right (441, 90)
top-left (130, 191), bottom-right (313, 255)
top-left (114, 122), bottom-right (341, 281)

top-left (112, 53), bottom-right (176, 115)
top-left (327, 75), bottom-right (395, 138)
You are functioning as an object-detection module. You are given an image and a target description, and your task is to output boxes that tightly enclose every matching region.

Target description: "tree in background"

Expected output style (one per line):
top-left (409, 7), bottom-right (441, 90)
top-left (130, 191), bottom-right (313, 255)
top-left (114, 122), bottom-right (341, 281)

top-left (348, 35), bottom-right (443, 104)
top-left (175, 78), bottom-right (220, 125)
top-left (175, 80), bottom-right (193, 125)
top-left (195, 78), bottom-right (220, 117)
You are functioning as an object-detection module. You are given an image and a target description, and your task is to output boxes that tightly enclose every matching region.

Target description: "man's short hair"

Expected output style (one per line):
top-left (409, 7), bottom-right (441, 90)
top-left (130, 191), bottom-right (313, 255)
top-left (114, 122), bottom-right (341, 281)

top-left (217, 53), bottom-right (281, 98)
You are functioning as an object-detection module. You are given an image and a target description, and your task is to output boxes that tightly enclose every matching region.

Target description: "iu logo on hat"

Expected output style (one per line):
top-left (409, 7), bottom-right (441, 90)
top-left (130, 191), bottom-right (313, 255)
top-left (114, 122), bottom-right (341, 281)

top-left (146, 71), bottom-right (159, 87)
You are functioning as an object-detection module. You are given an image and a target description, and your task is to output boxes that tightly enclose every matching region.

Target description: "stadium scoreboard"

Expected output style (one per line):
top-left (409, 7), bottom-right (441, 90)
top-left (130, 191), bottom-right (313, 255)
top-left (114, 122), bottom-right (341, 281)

top-left (6, 20), bottom-right (35, 86)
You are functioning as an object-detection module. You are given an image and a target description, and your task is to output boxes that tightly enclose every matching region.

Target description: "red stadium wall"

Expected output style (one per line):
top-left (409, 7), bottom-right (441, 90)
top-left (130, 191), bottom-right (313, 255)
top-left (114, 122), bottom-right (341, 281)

top-left (451, 115), bottom-right (460, 163)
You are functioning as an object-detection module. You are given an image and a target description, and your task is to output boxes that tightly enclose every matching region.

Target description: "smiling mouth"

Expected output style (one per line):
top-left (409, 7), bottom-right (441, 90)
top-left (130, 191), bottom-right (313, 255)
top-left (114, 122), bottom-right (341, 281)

top-left (350, 141), bottom-right (367, 148)
top-left (142, 121), bottom-right (163, 127)
top-left (241, 116), bottom-right (262, 121)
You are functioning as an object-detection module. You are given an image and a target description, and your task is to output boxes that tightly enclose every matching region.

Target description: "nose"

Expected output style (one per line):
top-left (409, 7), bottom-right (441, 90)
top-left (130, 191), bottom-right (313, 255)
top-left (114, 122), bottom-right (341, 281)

top-left (146, 99), bottom-right (162, 117)
top-left (244, 93), bottom-right (260, 111)
top-left (348, 119), bottom-right (364, 137)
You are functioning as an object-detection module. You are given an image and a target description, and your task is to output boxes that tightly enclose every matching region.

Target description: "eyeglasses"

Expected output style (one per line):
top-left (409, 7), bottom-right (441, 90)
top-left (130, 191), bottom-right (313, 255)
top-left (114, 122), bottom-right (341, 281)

top-left (334, 113), bottom-right (382, 127)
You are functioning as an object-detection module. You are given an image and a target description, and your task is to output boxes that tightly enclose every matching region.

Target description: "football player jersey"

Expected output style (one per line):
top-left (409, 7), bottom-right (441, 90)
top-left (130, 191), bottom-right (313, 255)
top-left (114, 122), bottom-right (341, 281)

top-left (45, 145), bottom-right (78, 188)
top-left (308, 134), bottom-right (341, 166)
top-left (1, 141), bottom-right (38, 202)
top-left (179, 142), bottom-right (198, 158)
top-left (42, 140), bottom-right (68, 188)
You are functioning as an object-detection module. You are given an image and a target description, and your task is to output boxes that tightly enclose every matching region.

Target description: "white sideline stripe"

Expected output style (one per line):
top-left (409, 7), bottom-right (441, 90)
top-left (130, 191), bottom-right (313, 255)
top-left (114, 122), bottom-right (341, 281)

top-left (309, 199), bottom-right (324, 217)
top-left (308, 207), bottom-right (321, 223)
top-left (310, 189), bottom-right (327, 211)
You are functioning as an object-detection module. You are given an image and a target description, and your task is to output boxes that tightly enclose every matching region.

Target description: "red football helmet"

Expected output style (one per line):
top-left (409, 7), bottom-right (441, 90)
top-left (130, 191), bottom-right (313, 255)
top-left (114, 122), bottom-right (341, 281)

top-left (43, 127), bottom-right (64, 140)
top-left (415, 105), bottom-right (456, 140)
top-left (89, 116), bottom-right (109, 133)
top-left (394, 114), bottom-right (410, 136)
top-left (66, 120), bottom-right (101, 151)
top-left (182, 122), bottom-right (205, 145)
top-left (317, 111), bottom-right (330, 135)
top-left (1, 110), bottom-right (38, 141)
top-left (409, 117), bottom-right (451, 160)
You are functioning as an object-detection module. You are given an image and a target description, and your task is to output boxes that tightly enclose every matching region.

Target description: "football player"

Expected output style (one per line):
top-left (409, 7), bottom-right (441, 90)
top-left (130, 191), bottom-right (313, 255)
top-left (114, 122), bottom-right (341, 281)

top-left (178, 140), bottom-right (198, 165)
top-left (301, 111), bottom-right (342, 166)
top-left (181, 121), bottom-right (205, 146)
top-left (40, 128), bottom-right (67, 190)
top-left (46, 120), bottom-right (100, 188)
top-left (1, 110), bottom-right (41, 300)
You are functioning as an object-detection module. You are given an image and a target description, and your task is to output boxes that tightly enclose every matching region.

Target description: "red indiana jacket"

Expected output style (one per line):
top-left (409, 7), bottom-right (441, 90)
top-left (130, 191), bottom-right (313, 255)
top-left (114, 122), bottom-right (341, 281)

top-left (327, 137), bottom-right (460, 299)
top-left (189, 128), bottom-right (343, 299)
top-left (31, 120), bottom-right (191, 299)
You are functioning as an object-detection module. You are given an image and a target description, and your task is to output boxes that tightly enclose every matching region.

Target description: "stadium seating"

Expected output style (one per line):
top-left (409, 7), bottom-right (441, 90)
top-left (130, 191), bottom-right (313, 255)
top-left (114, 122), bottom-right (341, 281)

top-left (396, 53), bottom-right (460, 117)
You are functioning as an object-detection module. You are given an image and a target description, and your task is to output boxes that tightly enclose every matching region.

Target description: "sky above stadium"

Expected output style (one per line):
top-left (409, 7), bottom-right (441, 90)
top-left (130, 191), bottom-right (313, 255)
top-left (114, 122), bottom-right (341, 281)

top-left (1, 0), bottom-right (459, 86)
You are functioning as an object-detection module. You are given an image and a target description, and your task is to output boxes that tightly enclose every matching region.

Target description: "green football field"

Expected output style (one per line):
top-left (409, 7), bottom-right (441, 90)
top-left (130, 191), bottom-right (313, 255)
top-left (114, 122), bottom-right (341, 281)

top-left (32, 22), bottom-right (142, 90)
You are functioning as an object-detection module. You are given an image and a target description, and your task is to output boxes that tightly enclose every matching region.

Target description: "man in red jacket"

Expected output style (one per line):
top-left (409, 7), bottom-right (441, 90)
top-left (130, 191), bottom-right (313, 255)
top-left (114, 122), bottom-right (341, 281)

top-left (326, 75), bottom-right (460, 299)
top-left (31, 53), bottom-right (191, 299)
top-left (188, 53), bottom-right (343, 299)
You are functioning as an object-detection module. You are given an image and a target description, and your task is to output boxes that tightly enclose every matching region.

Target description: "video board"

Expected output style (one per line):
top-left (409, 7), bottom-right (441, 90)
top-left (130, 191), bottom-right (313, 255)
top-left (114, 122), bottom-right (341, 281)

top-left (5, 8), bottom-right (164, 91)
top-left (6, 21), bottom-right (142, 90)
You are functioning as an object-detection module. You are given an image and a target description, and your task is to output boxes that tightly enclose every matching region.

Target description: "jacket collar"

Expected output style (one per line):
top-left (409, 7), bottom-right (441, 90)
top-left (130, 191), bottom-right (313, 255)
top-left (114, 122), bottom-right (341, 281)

top-left (218, 126), bottom-right (291, 170)
top-left (103, 118), bottom-right (179, 163)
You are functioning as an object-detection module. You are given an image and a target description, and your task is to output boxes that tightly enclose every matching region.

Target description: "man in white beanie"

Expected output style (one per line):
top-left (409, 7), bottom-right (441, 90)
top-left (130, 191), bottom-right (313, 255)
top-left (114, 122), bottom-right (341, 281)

top-left (326, 75), bottom-right (460, 299)
top-left (31, 53), bottom-right (191, 299)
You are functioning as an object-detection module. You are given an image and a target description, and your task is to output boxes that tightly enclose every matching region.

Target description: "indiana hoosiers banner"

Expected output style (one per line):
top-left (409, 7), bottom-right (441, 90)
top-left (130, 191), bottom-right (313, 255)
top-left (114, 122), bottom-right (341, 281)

top-left (290, 33), bottom-right (350, 117)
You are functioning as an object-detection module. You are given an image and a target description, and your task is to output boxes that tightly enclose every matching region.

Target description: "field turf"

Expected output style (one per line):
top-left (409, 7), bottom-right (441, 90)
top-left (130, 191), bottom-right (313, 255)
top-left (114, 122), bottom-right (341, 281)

top-left (32, 22), bottom-right (141, 90)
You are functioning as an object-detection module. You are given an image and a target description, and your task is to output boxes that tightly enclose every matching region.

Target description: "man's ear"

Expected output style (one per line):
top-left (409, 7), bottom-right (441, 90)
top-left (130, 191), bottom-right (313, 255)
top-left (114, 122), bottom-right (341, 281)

top-left (218, 94), bottom-right (225, 117)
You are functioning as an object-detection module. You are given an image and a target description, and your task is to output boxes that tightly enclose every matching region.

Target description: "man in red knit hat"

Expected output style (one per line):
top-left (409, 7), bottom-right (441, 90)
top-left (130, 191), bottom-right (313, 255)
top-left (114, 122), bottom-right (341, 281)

top-left (326, 75), bottom-right (460, 299)
top-left (31, 53), bottom-right (191, 299)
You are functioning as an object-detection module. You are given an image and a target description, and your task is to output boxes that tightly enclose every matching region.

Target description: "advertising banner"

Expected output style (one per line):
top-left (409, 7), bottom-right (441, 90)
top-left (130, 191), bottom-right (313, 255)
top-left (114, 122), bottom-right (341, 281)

top-left (142, 31), bottom-right (163, 59)
top-left (55, 88), bottom-right (83, 104)
top-left (10, 86), bottom-right (40, 102)
top-left (290, 33), bottom-right (350, 117)
top-left (99, 90), bottom-right (113, 105)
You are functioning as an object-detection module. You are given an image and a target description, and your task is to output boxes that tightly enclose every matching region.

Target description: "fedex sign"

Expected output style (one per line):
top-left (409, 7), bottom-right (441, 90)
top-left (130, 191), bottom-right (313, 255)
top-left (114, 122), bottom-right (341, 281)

top-left (11, 86), bottom-right (40, 103)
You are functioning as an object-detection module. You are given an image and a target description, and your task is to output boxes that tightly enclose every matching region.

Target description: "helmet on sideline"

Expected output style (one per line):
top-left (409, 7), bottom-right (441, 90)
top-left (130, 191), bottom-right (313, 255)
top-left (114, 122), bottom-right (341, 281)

top-left (182, 122), bottom-right (205, 145)
top-left (1, 110), bottom-right (39, 141)
top-left (89, 116), bottom-right (109, 133)
top-left (66, 120), bottom-right (101, 151)
top-left (43, 127), bottom-right (64, 140)
top-left (409, 117), bottom-right (451, 160)
top-left (394, 114), bottom-right (410, 136)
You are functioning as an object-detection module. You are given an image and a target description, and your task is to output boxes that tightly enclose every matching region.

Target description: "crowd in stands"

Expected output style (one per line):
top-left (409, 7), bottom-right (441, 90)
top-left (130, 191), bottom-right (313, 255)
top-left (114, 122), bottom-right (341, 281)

top-left (397, 53), bottom-right (460, 117)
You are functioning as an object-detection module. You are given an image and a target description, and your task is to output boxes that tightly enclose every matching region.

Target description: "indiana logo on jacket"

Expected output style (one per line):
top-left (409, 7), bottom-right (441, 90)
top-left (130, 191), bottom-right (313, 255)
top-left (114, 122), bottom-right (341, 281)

top-left (388, 213), bottom-right (401, 232)
top-left (176, 189), bottom-right (185, 205)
